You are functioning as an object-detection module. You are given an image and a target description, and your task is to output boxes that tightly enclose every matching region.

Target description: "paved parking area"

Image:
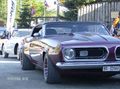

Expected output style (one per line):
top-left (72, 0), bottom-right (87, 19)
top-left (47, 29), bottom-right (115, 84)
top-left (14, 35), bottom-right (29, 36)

top-left (0, 56), bottom-right (120, 89)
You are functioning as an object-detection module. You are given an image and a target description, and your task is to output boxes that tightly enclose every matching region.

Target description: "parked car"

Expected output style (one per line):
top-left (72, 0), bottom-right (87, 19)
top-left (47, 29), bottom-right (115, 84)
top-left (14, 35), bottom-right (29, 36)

top-left (20, 22), bottom-right (120, 83)
top-left (2, 29), bottom-right (31, 59)
top-left (0, 27), bottom-right (9, 55)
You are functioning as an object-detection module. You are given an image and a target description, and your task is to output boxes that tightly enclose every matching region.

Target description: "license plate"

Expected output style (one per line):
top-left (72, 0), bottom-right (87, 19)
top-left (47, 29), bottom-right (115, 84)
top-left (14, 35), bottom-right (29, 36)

top-left (103, 66), bottom-right (120, 72)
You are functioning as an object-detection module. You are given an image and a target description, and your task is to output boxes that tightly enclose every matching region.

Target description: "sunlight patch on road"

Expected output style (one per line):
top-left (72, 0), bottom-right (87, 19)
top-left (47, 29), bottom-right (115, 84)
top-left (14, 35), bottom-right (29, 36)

top-left (0, 61), bottom-right (20, 64)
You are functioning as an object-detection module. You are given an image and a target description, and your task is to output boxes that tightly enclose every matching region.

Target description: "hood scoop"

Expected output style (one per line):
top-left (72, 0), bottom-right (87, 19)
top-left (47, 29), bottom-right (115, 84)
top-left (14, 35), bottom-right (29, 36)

top-left (73, 33), bottom-right (95, 41)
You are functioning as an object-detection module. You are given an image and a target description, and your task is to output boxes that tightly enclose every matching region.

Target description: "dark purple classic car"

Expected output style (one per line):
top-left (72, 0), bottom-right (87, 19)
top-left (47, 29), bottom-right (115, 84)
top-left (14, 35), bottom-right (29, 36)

top-left (20, 22), bottom-right (120, 83)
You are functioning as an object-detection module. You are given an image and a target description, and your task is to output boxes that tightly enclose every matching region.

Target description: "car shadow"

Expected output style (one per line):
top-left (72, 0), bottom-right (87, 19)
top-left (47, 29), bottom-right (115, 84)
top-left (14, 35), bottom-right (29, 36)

top-left (0, 56), bottom-right (18, 61)
top-left (61, 75), bottom-right (120, 85)
top-left (35, 68), bottom-right (120, 86)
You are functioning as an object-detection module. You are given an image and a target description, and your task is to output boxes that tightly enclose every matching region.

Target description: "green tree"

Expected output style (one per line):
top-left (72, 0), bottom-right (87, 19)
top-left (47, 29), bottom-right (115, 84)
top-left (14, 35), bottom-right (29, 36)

top-left (16, 0), bottom-right (56, 27)
top-left (62, 0), bottom-right (96, 21)
top-left (18, 0), bottom-right (56, 17)
top-left (17, 5), bottom-right (31, 28)
top-left (29, 0), bottom-right (44, 17)
top-left (16, 0), bottom-right (42, 28)
top-left (0, 0), bottom-right (7, 24)
top-left (29, 0), bottom-right (56, 17)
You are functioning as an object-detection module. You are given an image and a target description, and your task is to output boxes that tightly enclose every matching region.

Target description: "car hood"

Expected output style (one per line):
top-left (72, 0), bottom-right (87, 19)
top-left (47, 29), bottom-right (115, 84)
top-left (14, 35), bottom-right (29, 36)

top-left (44, 33), bottom-right (120, 46)
top-left (7, 36), bottom-right (26, 44)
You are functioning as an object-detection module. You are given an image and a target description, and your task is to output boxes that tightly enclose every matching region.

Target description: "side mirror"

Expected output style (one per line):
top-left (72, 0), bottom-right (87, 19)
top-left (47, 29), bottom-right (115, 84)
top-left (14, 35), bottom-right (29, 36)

top-left (21, 37), bottom-right (33, 45)
top-left (33, 33), bottom-right (40, 37)
top-left (0, 32), bottom-right (6, 39)
top-left (25, 37), bottom-right (33, 42)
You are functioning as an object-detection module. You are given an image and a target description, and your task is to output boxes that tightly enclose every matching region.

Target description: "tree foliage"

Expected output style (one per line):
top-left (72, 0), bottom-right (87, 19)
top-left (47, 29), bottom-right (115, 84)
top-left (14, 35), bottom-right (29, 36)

top-left (0, 0), bottom-right (56, 27)
top-left (17, 0), bottom-right (43, 28)
top-left (17, 5), bottom-right (31, 28)
top-left (62, 0), bottom-right (96, 21)
top-left (17, 0), bottom-right (56, 27)
top-left (0, 0), bottom-right (7, 24)
top-left (22, 0), bottom-right (44, 17)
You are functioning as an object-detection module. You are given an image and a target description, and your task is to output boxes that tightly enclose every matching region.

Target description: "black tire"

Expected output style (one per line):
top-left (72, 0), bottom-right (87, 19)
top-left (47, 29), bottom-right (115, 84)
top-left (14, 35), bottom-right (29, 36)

top-left (43, 54), bottom-right (61, 83)
top-left (21, 52), bottom-right (35, 70)
top-left (0, 44), bottom-right (3, 55)
top-left (3, 52), bottom-right (9, 58)
top-left (0, 51), bottom-right (2, 55)
top-left (2, 45), bottom-right (9, 58)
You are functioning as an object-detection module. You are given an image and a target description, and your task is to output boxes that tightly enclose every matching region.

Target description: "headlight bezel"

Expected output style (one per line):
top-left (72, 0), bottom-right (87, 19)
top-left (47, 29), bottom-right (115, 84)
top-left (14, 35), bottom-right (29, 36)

top-left (63, 48), bottom-right (75, 60)
top-left (115, 46), bottom-right (120, 60)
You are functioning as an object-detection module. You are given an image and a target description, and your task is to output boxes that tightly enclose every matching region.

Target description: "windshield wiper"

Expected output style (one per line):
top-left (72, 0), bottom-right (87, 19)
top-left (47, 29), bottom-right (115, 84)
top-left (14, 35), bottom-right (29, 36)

top-left (58, 33), bottom-right (74, 36)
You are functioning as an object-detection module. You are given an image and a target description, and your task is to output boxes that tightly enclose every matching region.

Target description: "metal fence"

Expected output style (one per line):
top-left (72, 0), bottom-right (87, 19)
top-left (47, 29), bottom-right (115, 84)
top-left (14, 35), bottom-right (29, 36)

top-left (78, 1), bottom-right (120, 28)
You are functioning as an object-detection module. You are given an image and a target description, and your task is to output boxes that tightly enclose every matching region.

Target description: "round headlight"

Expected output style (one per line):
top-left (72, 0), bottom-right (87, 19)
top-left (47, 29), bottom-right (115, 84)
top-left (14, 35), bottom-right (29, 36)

top-left (64, 48), bottom-right (75, 60)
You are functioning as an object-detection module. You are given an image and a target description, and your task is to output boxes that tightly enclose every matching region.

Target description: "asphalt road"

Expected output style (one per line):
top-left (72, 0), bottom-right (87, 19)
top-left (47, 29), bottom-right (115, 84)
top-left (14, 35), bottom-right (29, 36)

top-left (0, 56), bottom-right (120, 89)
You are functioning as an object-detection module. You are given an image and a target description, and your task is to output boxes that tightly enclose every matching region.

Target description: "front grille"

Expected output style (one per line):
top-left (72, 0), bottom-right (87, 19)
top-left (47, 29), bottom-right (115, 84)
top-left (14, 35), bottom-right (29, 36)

top-left (74, 47), bottom-right (108, 59)
top-left (116, 47), bottom-right (120, 59)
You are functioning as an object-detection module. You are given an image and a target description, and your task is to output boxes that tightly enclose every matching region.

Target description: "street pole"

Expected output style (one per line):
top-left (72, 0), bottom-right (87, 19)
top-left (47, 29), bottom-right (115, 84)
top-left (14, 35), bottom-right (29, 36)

top-left (44, 4), bottom-right (46, 22)
top-left (56, 1), bottom-right (59, 21)
top-left (77, 8), bottom-right (80, 21)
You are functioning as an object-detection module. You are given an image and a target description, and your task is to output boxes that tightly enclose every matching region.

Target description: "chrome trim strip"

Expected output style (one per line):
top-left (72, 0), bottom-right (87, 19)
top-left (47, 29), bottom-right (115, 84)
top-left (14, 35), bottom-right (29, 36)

top-left (62, 46), bottom-right (109, 62)
top-left (56, 61), bottom-right (120, 69)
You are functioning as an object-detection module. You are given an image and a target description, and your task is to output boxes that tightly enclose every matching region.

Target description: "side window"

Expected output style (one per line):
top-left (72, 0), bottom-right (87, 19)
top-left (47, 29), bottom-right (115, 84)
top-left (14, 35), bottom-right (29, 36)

top-left (39, 29), bottom-right (42, 36)
top-left (41, 25), bottom-right (45, 37)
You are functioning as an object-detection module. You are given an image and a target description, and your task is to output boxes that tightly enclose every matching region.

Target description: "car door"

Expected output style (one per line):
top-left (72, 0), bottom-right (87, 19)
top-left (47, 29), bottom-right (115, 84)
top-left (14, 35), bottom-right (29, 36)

top-left (29, 25), bottom-right (45, 67)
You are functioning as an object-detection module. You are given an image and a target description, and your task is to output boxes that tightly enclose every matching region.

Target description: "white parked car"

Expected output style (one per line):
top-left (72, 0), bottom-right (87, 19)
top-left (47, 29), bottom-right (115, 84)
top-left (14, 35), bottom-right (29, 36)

top-left (2, 29), bottom-right (31, 59)
top-left (0, 27), bottom-right (9, 55)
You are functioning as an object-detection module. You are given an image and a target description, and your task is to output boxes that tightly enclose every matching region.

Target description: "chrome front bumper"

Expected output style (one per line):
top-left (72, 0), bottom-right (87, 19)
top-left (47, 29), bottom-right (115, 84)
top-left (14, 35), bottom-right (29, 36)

top-left (56, 61), bottom-right (120, 69)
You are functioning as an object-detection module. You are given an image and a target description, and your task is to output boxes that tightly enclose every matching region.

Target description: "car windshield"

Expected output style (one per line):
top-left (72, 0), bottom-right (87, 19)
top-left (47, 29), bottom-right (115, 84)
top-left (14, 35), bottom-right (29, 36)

top-left (12, 30), bottom-right (31, 37)
top-left (0, 27), bottom-right (6, 35)
top-left (0, 30), bottom-right (5, 36)
top-left (0, 27), bottom-right (6, 31)
top-left (46, 23), bottom-right (109, 35)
